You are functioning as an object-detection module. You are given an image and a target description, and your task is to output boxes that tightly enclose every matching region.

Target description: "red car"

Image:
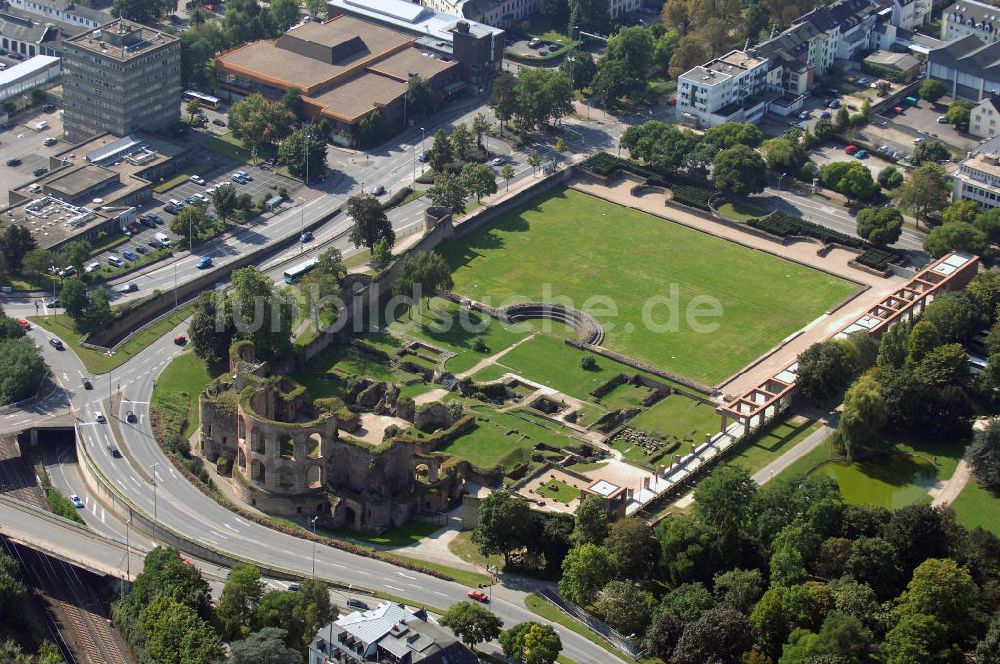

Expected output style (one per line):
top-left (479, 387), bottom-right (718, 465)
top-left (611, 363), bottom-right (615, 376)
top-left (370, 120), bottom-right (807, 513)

top-left (128, 223), bottom-right (142, 234)
top-left (893, 106), bottom-right (904, 114)
top-left (16, 319), bottom-right (30, 330)
top-left (174, 335), bottom-right (187, 345)
top-left (467, 590), bottom-right (489, 603)
top-left (844, 145), bottom-right (859, 156)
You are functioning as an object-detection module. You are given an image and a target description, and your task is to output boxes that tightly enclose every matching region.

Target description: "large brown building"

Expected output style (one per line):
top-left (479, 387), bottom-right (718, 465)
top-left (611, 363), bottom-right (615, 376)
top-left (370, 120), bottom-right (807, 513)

top-left (215, 15), bottom-right (463, 146)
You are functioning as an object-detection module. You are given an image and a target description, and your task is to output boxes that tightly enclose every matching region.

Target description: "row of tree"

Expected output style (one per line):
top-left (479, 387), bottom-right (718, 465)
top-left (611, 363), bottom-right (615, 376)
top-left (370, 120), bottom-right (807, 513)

top-left (116, 546), bottom-right (334, 663)
top-left (0, 549), bottom-right (62, 662)
top-left (438, 600), bottom-right (563, 664)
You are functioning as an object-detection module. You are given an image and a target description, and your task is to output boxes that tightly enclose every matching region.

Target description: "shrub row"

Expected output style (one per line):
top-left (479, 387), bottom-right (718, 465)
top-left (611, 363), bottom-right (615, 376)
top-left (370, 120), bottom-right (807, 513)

top-left (855, 247), bottom-right (903, 271)
top-left (582, 152), bottom-right (715, 209)
top-left (748, 211), bottom-right (866, 248)
top-left (671, 185), bottom-right (714, 211)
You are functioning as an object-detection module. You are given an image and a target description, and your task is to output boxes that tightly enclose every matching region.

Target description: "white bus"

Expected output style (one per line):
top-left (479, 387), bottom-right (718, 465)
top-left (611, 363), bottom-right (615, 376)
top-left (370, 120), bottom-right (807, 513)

top-left (283, 258), bottom-right (318, 284)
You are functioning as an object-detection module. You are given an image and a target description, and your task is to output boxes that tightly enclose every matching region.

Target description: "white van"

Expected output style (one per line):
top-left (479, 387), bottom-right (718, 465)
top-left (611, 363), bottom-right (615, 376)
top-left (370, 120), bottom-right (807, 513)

top-left (154, 232), bottom-right (171, 247)
top-left (34, 120), bottom-right (48, 131)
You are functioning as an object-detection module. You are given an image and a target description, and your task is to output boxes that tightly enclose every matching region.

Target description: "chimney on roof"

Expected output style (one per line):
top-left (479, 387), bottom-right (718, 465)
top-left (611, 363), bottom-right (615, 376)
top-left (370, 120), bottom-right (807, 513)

top-left (456, 20), bottom-right (469, 33)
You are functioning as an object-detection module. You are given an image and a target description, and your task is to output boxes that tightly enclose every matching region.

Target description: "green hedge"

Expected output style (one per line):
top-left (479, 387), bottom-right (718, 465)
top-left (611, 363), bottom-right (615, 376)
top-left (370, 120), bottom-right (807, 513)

top-left (581, 152), bottom-right (715, 210)
top-left (748, 212), bottom-right (867, 248)
top-left (855, 247), bottom-right (903, 271)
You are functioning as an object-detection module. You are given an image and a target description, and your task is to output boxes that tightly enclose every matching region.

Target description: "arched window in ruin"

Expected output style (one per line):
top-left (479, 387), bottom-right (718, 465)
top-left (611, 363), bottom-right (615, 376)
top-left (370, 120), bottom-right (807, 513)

top-left (279, 436), bottom-right (294, 460)
top-left (308, 432), bottom-right (322, 459)
top-left (251, 459), bottom-right (265, 483)
top-left (238, 448), bottom-right (247, 471)
top-left (238, 417), bottom-right (246, 440)
top-left (307, 464), bottom-right (322, 489)
top-left (251, 428), bottom-right (264, 454)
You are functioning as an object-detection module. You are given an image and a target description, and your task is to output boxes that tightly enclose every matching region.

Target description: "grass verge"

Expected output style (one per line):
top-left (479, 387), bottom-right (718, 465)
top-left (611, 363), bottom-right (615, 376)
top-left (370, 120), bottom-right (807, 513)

top-left (47, 488), bottom-right (85, 525)
top-left (524, 593), bottom-right (630, 662)
top-left (29, 304), bottom-right (194, 374)
top-left (381, 552), bottom-right (493, 588)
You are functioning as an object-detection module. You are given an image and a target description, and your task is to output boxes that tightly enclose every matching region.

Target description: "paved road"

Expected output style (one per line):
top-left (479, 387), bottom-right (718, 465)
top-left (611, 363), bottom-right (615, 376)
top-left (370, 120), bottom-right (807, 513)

top-left (751, 422), bottom-right (837, 485)
top-left (8, 309), bottom-right (619, 664)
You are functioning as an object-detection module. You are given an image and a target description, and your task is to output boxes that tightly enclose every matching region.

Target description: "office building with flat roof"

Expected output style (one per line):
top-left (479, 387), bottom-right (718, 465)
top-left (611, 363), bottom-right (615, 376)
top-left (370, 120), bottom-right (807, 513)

top-left (62, 18), bottom-right (181, 142)
top-left (216, 14), bottom-right (462, 146)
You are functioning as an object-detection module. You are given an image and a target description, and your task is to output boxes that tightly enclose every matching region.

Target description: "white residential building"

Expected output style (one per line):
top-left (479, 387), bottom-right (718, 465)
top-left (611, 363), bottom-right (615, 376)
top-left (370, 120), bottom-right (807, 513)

top-left (677, 50), bottom-right (772, 128)
top-left (941, 0), bottom-right (1000, 44)
top-left (891, 0), bottom-right (932, 31)
top-left (953, 135), bottom-right (1000, 207)
top-left (420, 0), bottom-right (637, 28)
top-left (970, 94), bottom-right (1000, 137)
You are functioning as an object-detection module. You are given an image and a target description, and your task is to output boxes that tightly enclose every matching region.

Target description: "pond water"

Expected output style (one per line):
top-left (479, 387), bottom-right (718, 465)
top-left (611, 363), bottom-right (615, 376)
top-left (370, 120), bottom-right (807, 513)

top-left (813, 454), bottom-right (938, 509)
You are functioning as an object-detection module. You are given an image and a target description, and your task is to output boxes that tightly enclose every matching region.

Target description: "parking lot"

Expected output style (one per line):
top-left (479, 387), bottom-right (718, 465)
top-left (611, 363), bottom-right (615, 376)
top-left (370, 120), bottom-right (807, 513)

top-left (0, 107), bottom-right (68, 191)
top-left (869, 98), bottom-right (979, 152)
top-left (811, 141), bottom-right (896, 177)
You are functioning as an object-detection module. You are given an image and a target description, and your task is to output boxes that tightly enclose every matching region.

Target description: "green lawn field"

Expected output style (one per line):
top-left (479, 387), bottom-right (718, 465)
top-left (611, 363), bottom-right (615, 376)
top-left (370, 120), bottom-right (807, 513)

top-left (152, 351), bottom-right (220, 438)
top-left (441, 189), bottom-right (858, 384)
top-left (629, 393), bottom-right (720, 442)
top-left (952, 478), bottom-right (1000, 536)
top-left (726, 416), bottom-right (821, 475)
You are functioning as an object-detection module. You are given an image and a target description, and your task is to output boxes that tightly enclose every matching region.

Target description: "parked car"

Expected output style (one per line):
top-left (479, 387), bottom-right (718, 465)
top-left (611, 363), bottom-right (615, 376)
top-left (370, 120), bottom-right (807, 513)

top-left (122, 249), bottom-right (138, 261)
top-left (937, 115), bottom-right (948, 123)
top-left (893, 106), bottom-right (904, 114)
top-left (121, 228), bottom-right (132, 237)
top-left (58, 266), bottom-right (75, 277)
top-left (190, 175), bottom-right (206, 185)
top-left (820, 111), bottom-right (831, 119)
top-left (184, 196), bottom-right (198, 205)
top-left (845, 145), bottom-right (859, 155)
top-left (371, 185), bottom-right (386, 196)
top-left (148, 239), bottom-right (162, 249)
top-left (466, 590), bottom-right (489, 603)
top-left (491, 156), bottom-right (506, 166)
top-left (174, 335), bottom-right (187, 345)
top-left (913, 137), bottom-right (924, 144)
top-left (798, 110), bottom-right (810, 120)
top-left (32, 167), bottom-right (48, 177)
top-left (107, 255), bottom-right (123, 267)
top-left (82, 377), bottom-right (92, 389)
top-left (128, 223), bottom-right (141, 234)
top-left (69, 494), bottom-right (84, 508)
top-left (5, 158), bottom-right (21, 166)
top-left (17, 319), bottom-right (30, 330)
top-left (528, 37), bottom-right (541, 47)
top-left (43, 137), bottom-right (57, 146)
top-left (49, 338), bottom-right (63, 350)
top-left (855, 149), bottom-right (869, 159)
top-left (139, 216), bottom-right (156, 228)
top-left (828, 99), bottom-right (840, 108)
top-left (418, 150), bottom-right (429, 162)
top-left (213, 119), bottom-right (226, 127)
top-left (135, 245), bottom-right (148, 255)
top-left (346, 599), bottom-right (368, 610)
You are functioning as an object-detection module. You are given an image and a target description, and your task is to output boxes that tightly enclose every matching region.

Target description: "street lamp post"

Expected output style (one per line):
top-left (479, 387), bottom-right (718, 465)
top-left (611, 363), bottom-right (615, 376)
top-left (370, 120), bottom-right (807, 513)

top-left (149, 463), bottom-right (159, 521)
top-left (420, 127), bottom-right (426, 174)
top-left (173, 264), bottom-right (178, 308)
top-left (311, 516), bottom-right (319, 578)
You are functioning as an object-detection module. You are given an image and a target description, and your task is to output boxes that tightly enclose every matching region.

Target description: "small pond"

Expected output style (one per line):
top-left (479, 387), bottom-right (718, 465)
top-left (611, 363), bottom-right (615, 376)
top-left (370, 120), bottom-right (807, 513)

top-left (811, 453), bottom-right (938, 509)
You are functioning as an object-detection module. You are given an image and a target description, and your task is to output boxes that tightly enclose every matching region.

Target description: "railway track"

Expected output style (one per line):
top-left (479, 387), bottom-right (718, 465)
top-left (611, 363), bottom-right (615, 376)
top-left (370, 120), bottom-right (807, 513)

top-left (0, 436), bottom-right (131, 664)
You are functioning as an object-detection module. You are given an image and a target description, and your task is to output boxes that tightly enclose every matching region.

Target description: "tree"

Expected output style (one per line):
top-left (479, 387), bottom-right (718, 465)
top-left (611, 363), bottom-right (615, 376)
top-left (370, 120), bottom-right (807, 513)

top-left (878, 165), bottom-right (904, 189)
top-left (513, 69), bottom-right (573, 130)
top-left (647, 615), bottom-right (684, 662)
top-left (896, 558), bottom-right (979, 639)
top-left (500, 622), bottom-right (562, 664)
top-left (469, 113), bottom-right (491, 151)
top-left (229, 93), bottom-right (296, 162)
top-left (281, 86), bottom-right (303, 119)
top-left (796, 339), bottom-right (859, 401)
top-left (672, 607), bottom-right (753, 664)
top-left (885, 503), bottom-right (954, 578)
top-left (762, 138), bottom-right (805, 173)
top-left (835, 106), bottom-right (850, 130)
top-left (80, 288), bottom-right (113, 335)
top-left (695, 464), bottom-right (756, 538)
top-left (428, 129), bottom-right (453, 173)
top-left (838, 372), bottom-right (888, 459)
top-left (59, 240), bottom-right (89, 274)
top-left (189, 292), bottom-right (232, 368)
top-left (540, 0), bottom-right (567, 18)
top-left (439, 601), bottom-right (503, 648)
top-left (977, 613), bottom-right (1000, 664)
top-left (392, 250), bottom-right (453, 306)
top-left (141, 594), bottom-right (223, 664)
top-left (657, 582), bottom-right (714, 622)
top-left (489, 71), bottom-right (518, 134)
top-left (668, 34), bottom-right (707, 79)
top-left (112, 0), bottom-right (173, 24)
top-left (924, 221), bottom-right (989, 257)
top-left (560, 50), bottom-right (597, 89)
top-left (921, 291), bottom-right (981, 343)
top-left (713, 568), bottom-right (764, 614)
top-left (527, 150), bottom-right (541, 175)
top-left (472, 491), bottom-right (533, 564)
top-left (603, 517), bottom-right (657, 579)
top-left (170, 206), bottom-right (215, 249)
top-left (970, 418), bottom-right (1000, 490)
top-left (500, 163), bottom-right (515, 191)
top-left (428, 171), bottom-right (468, 213)
top-left (621, 121), bottom-right (700, 173)
top-left (21, 248), bottom-right (52, 277)
top-left (942, 200), bottom-right (980, 226)
top-left (451, 123), bottom-right (474, 162)
top-left (900, 163), bottom-right (950, 225)
top-left (278, 123), bottom-right (327, 183)
top-left (346, 193), bottom-right (394, 251)
top-left (405, 75), bottom-right (435, 120)
top-left (918, 78), bottom-right (947, 102)
top-left (558, 543), bottom-right (615, 605)
top-left (228, 627), bottom-right (301, 664)
top-left (0, 307), bottom-right (24, 341)
top-left (230, 267), bottom-right (294, 360)
top-left (819, 161), bottom-right (877, 201)
top-left (881, 613), bottom-right (962, 664)
top-left (913, 140), bottom-right (950, 166)
top-left (778, 611), bottom-right (872, 664)
top-left (713, 145), bottom-right (767, 196)
top-left (568, 0), bottom-right (609, 34)
top-left (813, 117), bottom-right (835, 141)
top-left (217, 563), bottom-right (265, 640)
top-left (460, 162), bottom-right (498, 203)
top-left (945, 99), bottom-right (974, 130)
top-left (594, 26), bottom-right (653, 100)
top-left (572, 495), bottom-right (609, 545)
top-left (593, 580), bottom-right (653, 635)
top-left (0, 338), bottom-right (46, 406)
top-left (704, 122), bottom-right (764, 149)
top-left (856, 207), bottom-right (903, 246)
top-left (213, 183), bottom-right (238, 221)
top-left (60, 277), bottom-right (88, 320)
top-left (914, 343), bottom-right (970, 390)
top-left (0, 225), bottom-right (35, 274)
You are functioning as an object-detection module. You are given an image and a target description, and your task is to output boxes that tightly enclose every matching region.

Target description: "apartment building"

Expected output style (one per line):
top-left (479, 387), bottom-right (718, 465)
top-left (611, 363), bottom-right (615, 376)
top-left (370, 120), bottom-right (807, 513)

top-left (941, 0), bottom-right (1000, 44)
top-left (678, 0), bottom-right (880, 128)
top-left (62, 19), bottom-right (181, 141)
top-left (971, 93), bottom-right (1000, 137)
top-left (953, 135), bottom-right (1000, 207)
top-left (0, 0), bottom-right (110, 59)
top-left (891, 0), bottom-right (932, 31)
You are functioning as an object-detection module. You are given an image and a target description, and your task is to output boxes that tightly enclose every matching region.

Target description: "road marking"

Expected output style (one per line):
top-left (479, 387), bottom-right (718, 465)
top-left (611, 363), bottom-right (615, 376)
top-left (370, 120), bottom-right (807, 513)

top-left (129, 476), bottom-right (142, 488)
top-left (384, 584), bottom-right (405, 592)
top-left (209, 530), bottom-right (230, 540)
top-left (396, 572), bottom-right (416, 580)
top-left (223, 522), bottom-right (239, 532)
top-left (432, 591), bottom-right (447, 597)
top-left (356, 570), bottom-right (373, 576)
